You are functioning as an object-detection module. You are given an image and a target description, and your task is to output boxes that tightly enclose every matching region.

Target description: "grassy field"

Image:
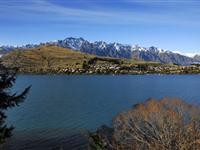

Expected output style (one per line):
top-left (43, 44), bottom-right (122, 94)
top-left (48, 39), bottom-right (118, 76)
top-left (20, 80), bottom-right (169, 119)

top-left (2, 45), bottom-right (95, 73)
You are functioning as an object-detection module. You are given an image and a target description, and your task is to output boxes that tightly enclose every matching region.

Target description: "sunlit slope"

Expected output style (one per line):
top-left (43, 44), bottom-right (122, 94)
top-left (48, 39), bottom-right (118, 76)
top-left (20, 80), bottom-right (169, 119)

top-left (2, 45), bottom-right (95, 73)
top-left (2, 45), bottom-right (160, 74)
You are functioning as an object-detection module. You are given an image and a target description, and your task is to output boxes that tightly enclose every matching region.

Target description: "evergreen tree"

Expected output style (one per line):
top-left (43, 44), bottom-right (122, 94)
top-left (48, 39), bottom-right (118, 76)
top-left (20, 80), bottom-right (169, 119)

top-left (0, 63), bottom-right (30, 144)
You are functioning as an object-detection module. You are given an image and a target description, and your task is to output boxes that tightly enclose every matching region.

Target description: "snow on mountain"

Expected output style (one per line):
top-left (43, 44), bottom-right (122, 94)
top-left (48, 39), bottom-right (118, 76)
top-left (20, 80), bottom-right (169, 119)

top-left (57, 37), bottom-right (85, 50)
top-left (0, 37), bottom-right (199, 65)
top-left (131, 45), bottom-right (147, 52)
top-left (173, 51), bottom-right (200, 58)
top-left (94, 41), bottom-right (106, 49)
top-left (55, 38), bottom-right (197, 65)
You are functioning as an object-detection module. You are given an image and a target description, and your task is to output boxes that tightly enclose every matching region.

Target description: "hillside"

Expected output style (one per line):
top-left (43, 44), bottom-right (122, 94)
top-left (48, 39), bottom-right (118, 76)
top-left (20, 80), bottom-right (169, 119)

top-left (132, 46), bottom-right (194, 65)
top-left (1, 45), bottom-right (139, 74)
top-left (1, 37), bottom-right (199, 65)
top-left (2, 45), bottom-right (200, 75)
top-left (2, 45), bottom-right (95, 73)
top-left (1, 45), bottom-right (164, 74)
top-left (57, 38), bottom-right (197, 65)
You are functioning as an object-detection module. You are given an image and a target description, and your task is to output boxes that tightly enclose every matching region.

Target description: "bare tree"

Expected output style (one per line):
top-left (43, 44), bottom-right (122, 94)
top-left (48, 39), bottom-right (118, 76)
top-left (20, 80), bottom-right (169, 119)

top-left (90, 98), bottom-right (200, 150)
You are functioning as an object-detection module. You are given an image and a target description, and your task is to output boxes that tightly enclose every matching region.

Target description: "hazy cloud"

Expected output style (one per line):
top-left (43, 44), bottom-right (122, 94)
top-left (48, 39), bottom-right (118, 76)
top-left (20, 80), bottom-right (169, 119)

top-left (0, 0), bottom-right (200, 26)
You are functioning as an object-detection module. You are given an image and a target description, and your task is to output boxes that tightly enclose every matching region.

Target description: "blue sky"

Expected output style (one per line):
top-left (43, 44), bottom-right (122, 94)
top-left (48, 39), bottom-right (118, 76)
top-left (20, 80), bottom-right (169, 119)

top-left (0, 0), bottom-right (200, 55)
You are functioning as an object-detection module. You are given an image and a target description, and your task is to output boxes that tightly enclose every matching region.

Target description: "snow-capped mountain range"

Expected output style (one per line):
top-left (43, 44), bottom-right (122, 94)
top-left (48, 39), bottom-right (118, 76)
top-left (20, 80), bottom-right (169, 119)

top-left (0, 37), bottom-right (199, 65)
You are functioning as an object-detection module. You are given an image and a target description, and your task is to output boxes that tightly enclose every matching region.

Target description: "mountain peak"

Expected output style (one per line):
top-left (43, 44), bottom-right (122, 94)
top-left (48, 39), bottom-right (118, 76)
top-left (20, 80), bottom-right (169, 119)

top-left (0, 37), bottom-right (199, 65)
top-left (131, 45), bottom-right (147, 52)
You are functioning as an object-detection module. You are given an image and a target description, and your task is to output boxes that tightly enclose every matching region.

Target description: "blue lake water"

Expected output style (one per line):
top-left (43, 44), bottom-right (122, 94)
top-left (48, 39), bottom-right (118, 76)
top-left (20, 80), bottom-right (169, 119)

top-left (4, 75), bottom-right (200, 150)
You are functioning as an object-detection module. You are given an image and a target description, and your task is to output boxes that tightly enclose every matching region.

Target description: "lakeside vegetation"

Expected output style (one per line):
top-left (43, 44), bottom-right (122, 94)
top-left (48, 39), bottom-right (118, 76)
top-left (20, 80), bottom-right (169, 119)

top-left (0, 63), bottom-right (30, 146)
top-left (89, 98), bottom-right (200, 150)
top-left (2, 45), bottom-right (200, 75)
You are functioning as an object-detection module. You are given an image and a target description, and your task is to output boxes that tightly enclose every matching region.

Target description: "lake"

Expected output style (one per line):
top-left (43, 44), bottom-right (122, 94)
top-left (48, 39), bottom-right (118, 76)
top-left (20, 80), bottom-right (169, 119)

top-left (4, 75), bottom-right (200, 150)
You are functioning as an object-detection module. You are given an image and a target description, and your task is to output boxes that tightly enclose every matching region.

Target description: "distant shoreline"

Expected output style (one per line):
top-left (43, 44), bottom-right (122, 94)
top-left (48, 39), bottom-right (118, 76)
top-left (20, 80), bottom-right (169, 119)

top-left (16, 72), bottom-right (200, 76)
top-left (3, 45), bottom-right (200, 76)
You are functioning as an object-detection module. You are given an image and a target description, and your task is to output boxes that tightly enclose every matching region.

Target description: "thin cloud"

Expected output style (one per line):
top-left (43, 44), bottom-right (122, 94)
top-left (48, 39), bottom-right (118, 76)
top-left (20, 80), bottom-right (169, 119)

top-left (173, 51), bottom-right (200, 58)
top-left (0, 0), bottom-right (200, 26)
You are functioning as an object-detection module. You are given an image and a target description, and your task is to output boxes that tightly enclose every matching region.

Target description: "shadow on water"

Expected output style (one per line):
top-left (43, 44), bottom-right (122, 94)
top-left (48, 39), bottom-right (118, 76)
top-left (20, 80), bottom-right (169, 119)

top-left (4, 129), bottom-right (88, 150)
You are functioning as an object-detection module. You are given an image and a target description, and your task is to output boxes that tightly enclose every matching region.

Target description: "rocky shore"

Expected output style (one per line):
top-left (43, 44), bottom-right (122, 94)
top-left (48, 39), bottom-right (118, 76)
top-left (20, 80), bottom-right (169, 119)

top-left (25, 63), bottom-right (200, 75)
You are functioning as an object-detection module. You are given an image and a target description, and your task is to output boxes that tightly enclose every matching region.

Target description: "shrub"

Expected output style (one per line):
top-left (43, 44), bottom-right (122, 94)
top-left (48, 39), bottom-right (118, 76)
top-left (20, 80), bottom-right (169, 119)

top-left (89, 98), bottom-right (200, 150)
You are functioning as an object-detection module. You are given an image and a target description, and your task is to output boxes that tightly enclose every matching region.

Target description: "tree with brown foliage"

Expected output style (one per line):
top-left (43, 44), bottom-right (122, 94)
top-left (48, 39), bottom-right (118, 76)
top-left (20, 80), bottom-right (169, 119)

top-left (0, 63), bottom-right (30, 144)
top-left (89, 98), bottom-right (200, 150)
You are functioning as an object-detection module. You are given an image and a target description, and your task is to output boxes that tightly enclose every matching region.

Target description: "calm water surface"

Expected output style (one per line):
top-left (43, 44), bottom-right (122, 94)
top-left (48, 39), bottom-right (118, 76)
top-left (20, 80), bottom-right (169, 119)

top-left (5, 75), bottom-right (200, 150)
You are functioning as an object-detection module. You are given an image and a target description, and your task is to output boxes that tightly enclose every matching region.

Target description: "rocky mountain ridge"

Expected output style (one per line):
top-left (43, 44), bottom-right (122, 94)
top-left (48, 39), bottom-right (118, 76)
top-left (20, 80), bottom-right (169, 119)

top-left (0, 37), bottom-right (199, 65)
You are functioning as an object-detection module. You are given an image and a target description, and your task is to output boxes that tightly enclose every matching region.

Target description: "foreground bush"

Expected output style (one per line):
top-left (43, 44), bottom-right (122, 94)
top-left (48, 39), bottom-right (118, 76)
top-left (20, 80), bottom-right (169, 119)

top-left (89, 98), bottom-right (200, 150)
